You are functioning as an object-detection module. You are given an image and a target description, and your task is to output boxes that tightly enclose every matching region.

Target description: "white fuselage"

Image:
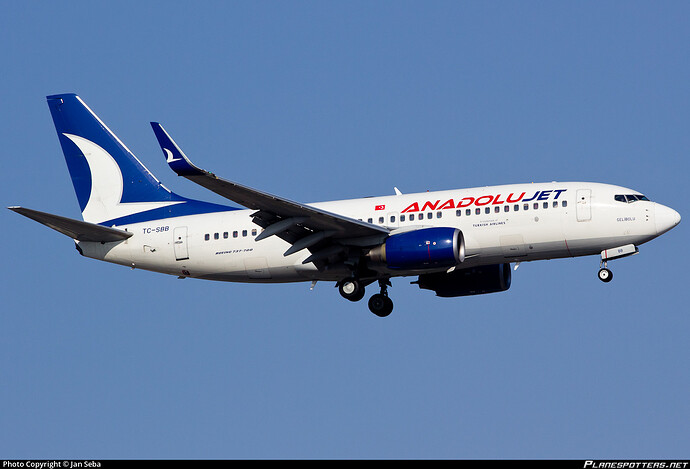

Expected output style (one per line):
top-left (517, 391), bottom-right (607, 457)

top-left (76, 181), bottom-right (674, 283)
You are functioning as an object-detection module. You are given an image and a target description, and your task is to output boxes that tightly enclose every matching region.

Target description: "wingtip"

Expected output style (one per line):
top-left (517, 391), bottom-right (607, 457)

top-left (150, 121), bottom-right (204, 177)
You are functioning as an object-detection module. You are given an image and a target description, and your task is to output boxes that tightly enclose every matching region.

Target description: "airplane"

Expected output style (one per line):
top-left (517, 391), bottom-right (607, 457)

top-left (9, 93), bottom-right (681, 317)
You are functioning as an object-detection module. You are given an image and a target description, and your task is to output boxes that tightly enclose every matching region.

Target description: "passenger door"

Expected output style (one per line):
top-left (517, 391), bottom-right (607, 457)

top-left (576, 189), bottom-right (592, 222)
top-left (173, 226), bottom-right (189, 261)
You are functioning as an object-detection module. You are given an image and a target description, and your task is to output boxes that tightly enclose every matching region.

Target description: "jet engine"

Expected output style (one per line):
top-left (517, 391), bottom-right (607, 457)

top-left (414, 263), bottom-right (511, 297)
top-left (367, 227), bottom-right (465, 270)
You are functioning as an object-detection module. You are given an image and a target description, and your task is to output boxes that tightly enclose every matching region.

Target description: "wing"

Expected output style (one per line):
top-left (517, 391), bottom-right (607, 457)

top-left (150, 123), bottom-right (388, 267)
top-left (9, 206), bottom-right (133, 242)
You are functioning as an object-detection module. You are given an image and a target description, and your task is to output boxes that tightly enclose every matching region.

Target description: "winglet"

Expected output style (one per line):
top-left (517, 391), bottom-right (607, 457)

top-left (150, 122), bottom-right (205, 177)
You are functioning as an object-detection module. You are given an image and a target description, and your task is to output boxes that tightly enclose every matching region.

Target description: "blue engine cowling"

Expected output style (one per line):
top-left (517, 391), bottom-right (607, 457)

top-left (414, 263), bottom-right (511, 297)
top-left (368, 227), bottom-right (465, 270)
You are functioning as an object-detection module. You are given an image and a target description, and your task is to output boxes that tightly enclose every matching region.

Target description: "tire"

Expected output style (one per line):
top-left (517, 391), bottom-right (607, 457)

top-left (339, 280), bottom-right (365, 302)
top-left (368, 294), bottom-right (393, 317)
top-left (598, 268), bottom-right (613, 283)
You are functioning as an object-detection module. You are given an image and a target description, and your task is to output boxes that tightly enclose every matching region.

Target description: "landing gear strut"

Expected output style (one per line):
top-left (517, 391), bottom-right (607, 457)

top-left (368, 280), bottom-right (393, 317)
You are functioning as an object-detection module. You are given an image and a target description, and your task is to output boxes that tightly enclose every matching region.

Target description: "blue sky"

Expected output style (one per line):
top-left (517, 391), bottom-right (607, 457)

top-left (1, 1), bottom-right (688, 459)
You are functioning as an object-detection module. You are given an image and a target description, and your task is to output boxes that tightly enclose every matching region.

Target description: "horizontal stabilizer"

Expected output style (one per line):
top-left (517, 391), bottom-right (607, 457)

top-left (8, 206), bottom-right (133, 242)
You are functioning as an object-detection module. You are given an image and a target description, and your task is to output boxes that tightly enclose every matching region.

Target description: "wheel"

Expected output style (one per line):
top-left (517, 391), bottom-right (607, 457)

top-left (598, 268), bottom-right (613, 283)
top-left (339, 280), bottom-right (365, 302)
top-left (368, 293), bottom-right (393, 317)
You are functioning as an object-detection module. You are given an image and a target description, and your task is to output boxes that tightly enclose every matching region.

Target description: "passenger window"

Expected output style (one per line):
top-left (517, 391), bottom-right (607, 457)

top-left (400, 214), bottom-right (406, 222)
top-left (485, 207), bottom-right (490, 214)
top-left (562, 200), bottom-right (568, 207)
top-left (475, 208), bottom-right (481, 215)
top-left (533, 203), bottom-right (539, 210)
top-left (390, 216), bottom-right (396, 223)
top-left (495, 206), bottom-right (500, 213)
top-left (223, 232), bottom-right (228, 239)
top-left (242, 230), bottom-right (247, 237)
top-left (378, 217), bottom-right (384, 224)
top-left (367, 218), bottom-right (373, 224)
top-left (427, 212), bottom-right (433, 220)
top-left (524, 203), bottom-right (529, 211)
top-left (543, 202), bottom-right (548, 209)
top-left (466, 209), bottom-right (471, 216)
top-left (204, 234), bottom-right (210, 241)
top-left (436, 211), bottom-right (442, 218)
top-left (233, 231), bottom-right (238, 238)
top-left (456, 209), bottom-right (462, 217)
top-left (553, 201), bottom-right (558, 208)
top-left (504, 205), bottom-right (509, 212)
top-left (514, 204), bottom-right (519, 211)
top-left (252, 229), bottom-right (257, 236)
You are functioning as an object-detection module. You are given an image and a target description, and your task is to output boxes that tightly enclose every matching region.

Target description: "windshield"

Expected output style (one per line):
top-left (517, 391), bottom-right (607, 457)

top-left (615, 194), bottom-right (650, 203)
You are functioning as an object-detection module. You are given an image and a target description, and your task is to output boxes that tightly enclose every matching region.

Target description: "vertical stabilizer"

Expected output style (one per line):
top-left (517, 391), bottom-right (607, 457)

top-left (46, 94), bottom-right (186, 224)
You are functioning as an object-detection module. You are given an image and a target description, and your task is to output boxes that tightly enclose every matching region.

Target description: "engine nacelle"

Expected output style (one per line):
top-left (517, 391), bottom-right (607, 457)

top-left (367, 227), bottom-right (465, 270)
top-left (414, 263), bottom-right (511, 297)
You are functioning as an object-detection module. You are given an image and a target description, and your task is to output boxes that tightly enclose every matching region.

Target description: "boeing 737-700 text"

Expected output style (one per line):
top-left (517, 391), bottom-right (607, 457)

top-left (9, 94), bottom-right (681, 316)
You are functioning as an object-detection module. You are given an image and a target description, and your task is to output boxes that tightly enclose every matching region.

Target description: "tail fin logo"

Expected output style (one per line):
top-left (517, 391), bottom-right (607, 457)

top-left (63, 133), bottom-right (184, 224)
top-left (164, 148), bottom-right (181, 163)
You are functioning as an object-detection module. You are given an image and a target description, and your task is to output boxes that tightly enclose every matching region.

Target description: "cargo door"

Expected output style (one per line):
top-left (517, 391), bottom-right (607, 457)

top-left (244, 257), bottom-right (272, 279)
top-left (500, 234), bottom-right (527, 258)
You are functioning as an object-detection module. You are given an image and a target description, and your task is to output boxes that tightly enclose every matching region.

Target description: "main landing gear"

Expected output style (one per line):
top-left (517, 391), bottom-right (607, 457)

top-left (338, 278), bottom-right (394, 317)
top-left (368, 280), bottom-right (393, 317)
top-left (338, 279), bottom-right (366, 302)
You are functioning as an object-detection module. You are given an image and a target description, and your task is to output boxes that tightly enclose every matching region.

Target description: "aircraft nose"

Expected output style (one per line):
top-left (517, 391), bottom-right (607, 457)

top-left (655, 203), bottom-right (681, 235)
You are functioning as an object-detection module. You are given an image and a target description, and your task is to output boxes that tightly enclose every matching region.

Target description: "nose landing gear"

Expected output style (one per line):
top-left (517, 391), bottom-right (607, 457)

top-left (597, 244), bottom-right (639, 283)
top-left (598, 257), bottom-right (614, 282)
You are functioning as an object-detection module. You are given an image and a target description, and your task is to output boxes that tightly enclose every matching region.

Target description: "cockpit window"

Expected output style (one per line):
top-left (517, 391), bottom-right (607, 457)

top-left (615, 194), bottom-right (650, 203)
